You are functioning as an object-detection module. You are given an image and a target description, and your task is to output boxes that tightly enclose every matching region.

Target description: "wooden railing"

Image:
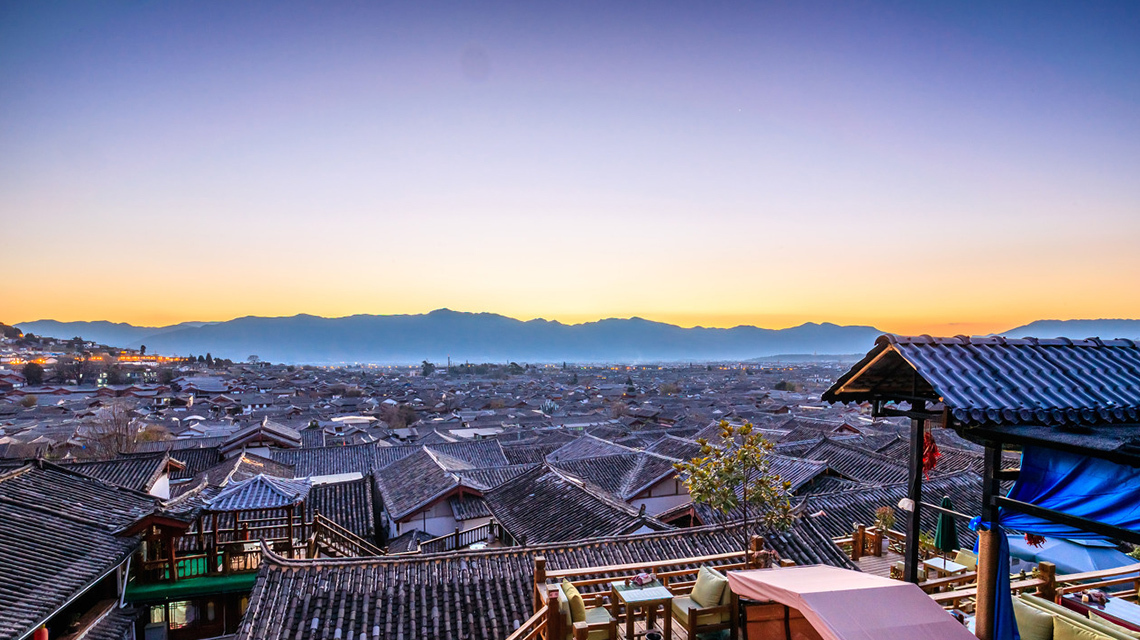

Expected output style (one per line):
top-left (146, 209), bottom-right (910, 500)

top-left (310, 514), bottom-right (383, 557)
top-left (503, 605), bottom-right (548, 640)
top-left (139, 539), bottom-right (280, 582)
top-left (531, 535), bottom-right (779, 640)
top-left (1056, 562), bottom-right (1140, 601)
top-left (419, 520), bottom-right (514, 554)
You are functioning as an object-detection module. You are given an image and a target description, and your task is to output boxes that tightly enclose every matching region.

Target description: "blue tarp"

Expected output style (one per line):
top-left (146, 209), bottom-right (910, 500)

top-left (1007, 536), bottom-right (1136, 576)
top-left (984, 446), bottom-right (1140, 640)
top-left (1001, 446), bottom-right (1140, 540)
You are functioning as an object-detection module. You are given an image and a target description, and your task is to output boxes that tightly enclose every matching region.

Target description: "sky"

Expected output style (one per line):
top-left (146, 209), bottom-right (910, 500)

top-left (2, 1), bottom-right (1139, 335)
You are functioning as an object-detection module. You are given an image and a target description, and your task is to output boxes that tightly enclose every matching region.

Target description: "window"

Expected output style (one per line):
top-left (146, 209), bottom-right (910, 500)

top-left (150, 606), bottom-right (165, 624)
top-left (169, 601), bottom-right (195, 629)
top-left (206, 601), bottom-right (216, 622)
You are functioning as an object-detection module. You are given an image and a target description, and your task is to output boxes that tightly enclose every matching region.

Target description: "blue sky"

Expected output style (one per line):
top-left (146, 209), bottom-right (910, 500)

top-left (3, 1), bottom-right (1139, 333)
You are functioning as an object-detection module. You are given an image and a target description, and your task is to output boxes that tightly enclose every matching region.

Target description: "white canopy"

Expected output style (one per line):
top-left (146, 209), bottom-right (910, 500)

top-left (726, 565), bottom-right (975, 640)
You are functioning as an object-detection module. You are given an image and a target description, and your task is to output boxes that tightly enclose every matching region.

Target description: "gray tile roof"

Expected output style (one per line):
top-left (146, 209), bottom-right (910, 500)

top-left (237, 519), bottom-right (851, 640)
top-left (824, 334), bottom-right (1140, 426)
top-left (0, 462), bottom-right (158, 640)
top-left (208, 474), bottom-right (312, 511)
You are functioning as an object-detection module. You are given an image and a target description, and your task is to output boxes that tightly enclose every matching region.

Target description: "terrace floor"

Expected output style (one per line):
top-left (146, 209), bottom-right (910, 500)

top-left (853, 548), bottom-right (904, 578)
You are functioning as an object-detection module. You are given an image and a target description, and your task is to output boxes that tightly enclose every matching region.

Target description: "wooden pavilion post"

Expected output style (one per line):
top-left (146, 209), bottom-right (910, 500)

top-left (533, 556), bottom-right (547, 612)
top-left (975, 444), bottom-right (1003, 640)
top-left (286, 504), bottom-right (295, 558)
top-left (904, 400), bottom-right (926, 584)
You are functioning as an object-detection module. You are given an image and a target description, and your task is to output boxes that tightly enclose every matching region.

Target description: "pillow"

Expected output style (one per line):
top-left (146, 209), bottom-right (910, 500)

top-left (691, 566), bottom-right (728, 608)
top-left (1089, 611), bottom-right (1140, 639)
top-left (707, 567), bottom-right (734, 607)
top-left (561, 580), bottom-right (586, 623)
top-left (1055, 616), bottom-right (1114, 640)
top-left (1012, 597), bottom-right (1054, 640)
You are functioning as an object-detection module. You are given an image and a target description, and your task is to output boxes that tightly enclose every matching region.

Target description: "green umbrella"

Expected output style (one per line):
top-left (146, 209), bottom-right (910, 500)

top-left (933, 496), bottom-right (961, 554)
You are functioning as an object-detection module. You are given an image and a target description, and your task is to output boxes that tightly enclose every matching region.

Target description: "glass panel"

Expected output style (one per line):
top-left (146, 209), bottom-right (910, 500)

top-left (169, 601), bottom-right (195, 629)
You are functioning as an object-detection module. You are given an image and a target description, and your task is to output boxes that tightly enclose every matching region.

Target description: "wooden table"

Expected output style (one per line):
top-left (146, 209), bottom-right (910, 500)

top-left (1062, 594), bottom-right (1140, 632)
top-left (923, 557), bottom-right (968, 580)
top-left (610, 580), bottom-right (674, 640)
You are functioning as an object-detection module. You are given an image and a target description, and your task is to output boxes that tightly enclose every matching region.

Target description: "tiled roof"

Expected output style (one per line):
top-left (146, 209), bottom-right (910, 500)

top-left (824, 334), bottom-right (1140, 426)
top-left (483, 465), bottom-right (665, 545)
top-left (62, 452), bottom-right (171, 492)
top-left (453, 464), bottom-right (537, 491)
top-left (766, 454), bottom-right (831, 493)
top-left (208, 474), bottom-right (312, 511)
top-left (0, 462), bottom-right (158, 640)
top-left (501, 442), bottom-right (563, 464)
top-left (221, 418), bottom-right (303, 454)
top-left (798, 470), bottom-right (984, 548)
top-left (545, 434), bottom-right (636, 462)
top-left (192, 452), bottom-right (295, 488)
top-left (237, 519), bottom-right (850, 640)
top-left (306, 476), bottom-right (376, 540)
top-left (373, 448), bottom-right (463, 520)
top-left (799, 437), bottom-right (908, 484)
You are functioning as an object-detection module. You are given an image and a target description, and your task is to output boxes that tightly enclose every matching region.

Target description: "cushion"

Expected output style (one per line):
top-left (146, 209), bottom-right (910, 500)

top-left (1089, 611), bottom-right (1140, 639)
top-left (562, 580), bottom-right (587, 623)
top-left (706, 567), bottom-right (733, 607)
top-left (1055, 616), bottom-right (1114, 640)
top-left (1013, 597), bottom-right (1054, 640)
top-left (566, 608), bottom-right (615, 640)
top-left (672, 595), bottom-right (730, 627)
top-left (692, 567), bottom-right (728, 608)
top-left (954, 550), bottom-right (979, 570)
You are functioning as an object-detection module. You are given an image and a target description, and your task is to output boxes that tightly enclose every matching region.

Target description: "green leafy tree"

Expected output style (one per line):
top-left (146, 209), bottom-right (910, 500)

top-left (674, 420), bottom-right (794, 551)
top-left (22, 362), bottom-right (44, 386)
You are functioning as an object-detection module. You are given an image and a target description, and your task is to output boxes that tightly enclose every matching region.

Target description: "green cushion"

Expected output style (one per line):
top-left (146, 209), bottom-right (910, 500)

top-left (672, 595), bottom-right (730, 627)
top-left (1056, 616), bottom-right (1114, 640)
top-left (1013, 597), bottom-right (1054, 640)
top-left (1088, 611), bottom-right (1140, 640)
top-left (692, 567), bottom-right (728, 608)
top-left (562, 580), bottom-right (586, 623)
top-left (564, 608), bottom-right (614, 640)
top-left (707, 567), bottom-right (733, 607)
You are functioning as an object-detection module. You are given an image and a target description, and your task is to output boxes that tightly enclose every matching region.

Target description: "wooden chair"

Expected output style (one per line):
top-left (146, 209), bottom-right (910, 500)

top-left (670, 567), bottom-right (738, 640)
top-left (549, 583), bottom-right (618, 640)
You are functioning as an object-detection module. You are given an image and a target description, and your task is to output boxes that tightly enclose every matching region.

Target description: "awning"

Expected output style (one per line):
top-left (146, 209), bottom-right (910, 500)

top-left (124, 572), bottom-right (259, 603)
top-left (727, 565), bottom-right (975, 640)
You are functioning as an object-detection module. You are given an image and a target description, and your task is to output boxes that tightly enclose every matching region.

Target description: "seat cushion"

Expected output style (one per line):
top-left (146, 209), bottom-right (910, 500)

top-left (692, 566), bottom-right (728, 608)
top-left (563, 608), bottom-right (614, 640)
top-left (1089, 611), bottom-right (1140, 640)
top-left (562, 580), bottom-right (586, 623)
top-left (672, 595), bottom-right (730, 627)
top-left (1013, 597), bottom-right (1054, 640)
top-left (1055, 616), bottom-right (1114, 640)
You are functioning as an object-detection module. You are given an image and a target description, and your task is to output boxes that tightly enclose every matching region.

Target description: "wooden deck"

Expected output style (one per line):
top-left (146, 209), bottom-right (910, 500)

top-left (854, 548), bottom-right (904, 578)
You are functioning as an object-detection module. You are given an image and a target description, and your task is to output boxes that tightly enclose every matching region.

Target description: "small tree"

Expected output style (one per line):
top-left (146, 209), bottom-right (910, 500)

top-left (22, 362), bottom-right (44, 386)
top-left (84, 400), bottom-right (140, 457)
top-left (19, 395), bottom-right (37, 408)
top-left (675, 420), bottom-right (793, 551)
top-left (421, 360), bottom-right (436, 377)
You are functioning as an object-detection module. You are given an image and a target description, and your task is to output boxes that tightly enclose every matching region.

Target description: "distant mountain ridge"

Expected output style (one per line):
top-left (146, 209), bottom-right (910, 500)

top-left (19, 313), bottom-right (1137, 365)
top-left (994, 319), bottom-right (1140, 341)
top-left (16, 310), bottom-right (885, 364)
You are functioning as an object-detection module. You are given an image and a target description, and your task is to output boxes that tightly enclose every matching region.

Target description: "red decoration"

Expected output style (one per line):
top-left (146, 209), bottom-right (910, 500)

top-left (922, 431), bottom-right (941, 479)
top-left (1025, 533), bottom-right (1047, 548)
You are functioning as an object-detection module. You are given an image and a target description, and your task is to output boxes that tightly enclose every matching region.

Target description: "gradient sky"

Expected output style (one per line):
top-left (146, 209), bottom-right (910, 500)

top-left (3, 1), bottom-right (1139, 335)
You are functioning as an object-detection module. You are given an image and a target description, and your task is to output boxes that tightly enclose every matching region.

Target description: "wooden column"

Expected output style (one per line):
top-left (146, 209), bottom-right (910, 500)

top-left (545, 585), bottom-right (562, 640)
top-left (976, 444), bottom-right (1003, 640)
top-left (286, 505), bottom-right (295, 559)
top-left (904, 401), bottom-right (926, 584)
top-left (534, 556), bottom-right (547, 612)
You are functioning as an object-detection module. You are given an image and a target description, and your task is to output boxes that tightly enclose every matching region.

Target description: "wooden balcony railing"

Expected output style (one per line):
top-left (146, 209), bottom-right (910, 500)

top-left (503, 605), bottom-right (548, 640)
top-left (1055, 562), bottom-right (1140, 601)
top-left (309, 513), bottom-right (383, 557)
top-left (418, 519), bottom-right (514, 554)
top-left (531, 535), bottom-right (780, 640)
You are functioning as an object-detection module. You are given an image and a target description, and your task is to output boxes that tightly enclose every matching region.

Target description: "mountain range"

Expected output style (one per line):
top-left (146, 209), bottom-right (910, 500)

top-left (15, 313), bottom-right (1140, 365)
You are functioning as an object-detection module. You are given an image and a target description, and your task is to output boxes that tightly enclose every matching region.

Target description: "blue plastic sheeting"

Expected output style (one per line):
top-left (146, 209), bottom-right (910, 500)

top-left (1001, 446), bottom-right (1140, 540)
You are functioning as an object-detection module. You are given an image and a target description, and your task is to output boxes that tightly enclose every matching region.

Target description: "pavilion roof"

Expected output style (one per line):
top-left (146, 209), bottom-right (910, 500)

top-left (823, 334), bottom-right (1140, 427)
top-left (208, 474), bottom-right (311, 511)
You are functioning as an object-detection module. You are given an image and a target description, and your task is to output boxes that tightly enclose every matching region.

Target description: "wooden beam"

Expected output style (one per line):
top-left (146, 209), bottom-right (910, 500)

top-left (994, 497), bottom-right (1140, 545)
